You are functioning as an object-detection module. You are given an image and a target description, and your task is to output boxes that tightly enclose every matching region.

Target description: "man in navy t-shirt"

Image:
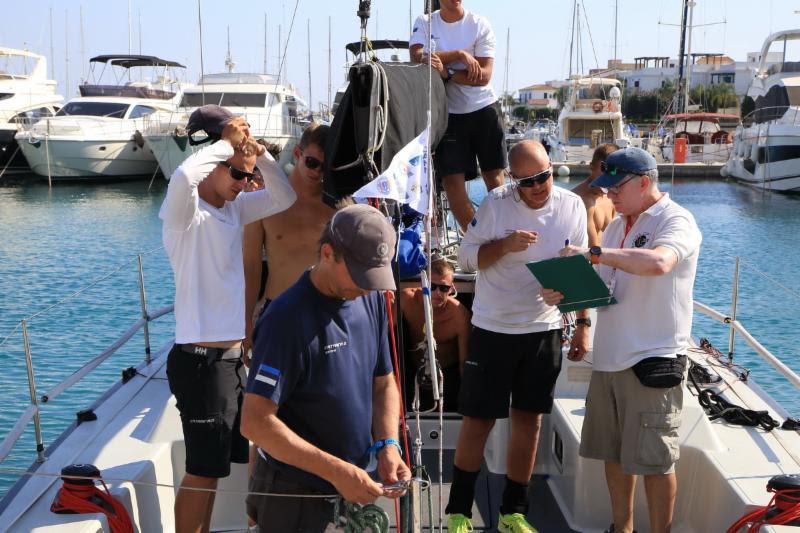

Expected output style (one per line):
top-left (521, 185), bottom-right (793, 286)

top-left (241, 204), bottom-right (411, 532)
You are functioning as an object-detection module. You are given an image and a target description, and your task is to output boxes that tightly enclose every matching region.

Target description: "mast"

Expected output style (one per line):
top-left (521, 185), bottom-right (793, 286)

top-left (568, 0), bottom-right (577, 78)
top-left (49, 8), bottom-right (55, 80)
top-left (64, 10), bottom-right (70, 97)
top-left (327, 16), bottom-right (332, 116)
top-left (503, 27), bottom-right (510, 114)
top-left (80, 6), bottom-right (86, 83)
top-left (225, 26), bottom-right (235, 73)
top-left (127, 0), bottom-right (132, 81)
top-left (683, 0), bottom-right (695, 113)
top-left (278, 24), bottom-right (282, 82)
top-left (677, 0), bottom-right (689, 113)
top-left (614, 0), bottom-right (619, 61)
top-left (307, 18), bottom-right (312, 114)
top-left (263, 13), bottom-right (268, 73)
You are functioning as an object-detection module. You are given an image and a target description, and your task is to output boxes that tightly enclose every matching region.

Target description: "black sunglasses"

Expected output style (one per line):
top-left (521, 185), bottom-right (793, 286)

top-left (430, 282), bottom-right (453, 293)
top-left (513, 168), bottom-right (552, 188)
top-left (220, 161), bottom-right (256, 181)
top-left (304, 155), bottom-right (323, 170)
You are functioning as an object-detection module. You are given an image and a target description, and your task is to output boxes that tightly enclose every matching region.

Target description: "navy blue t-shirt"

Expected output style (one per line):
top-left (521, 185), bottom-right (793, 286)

top-left (246, 270), bottom-right (393, 490)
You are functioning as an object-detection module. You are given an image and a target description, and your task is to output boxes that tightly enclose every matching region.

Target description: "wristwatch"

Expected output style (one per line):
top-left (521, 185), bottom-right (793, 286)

top-left (575, 317), bottom-right (592, 328)
top-left (589, 246), bottom-right (602, 265)
top-left (445, 67), bottom-right (455, 82)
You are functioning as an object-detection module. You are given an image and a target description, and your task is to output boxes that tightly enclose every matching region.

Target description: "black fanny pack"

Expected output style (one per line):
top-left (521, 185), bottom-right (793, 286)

top-left (632, 354), bottom-right (687, 388)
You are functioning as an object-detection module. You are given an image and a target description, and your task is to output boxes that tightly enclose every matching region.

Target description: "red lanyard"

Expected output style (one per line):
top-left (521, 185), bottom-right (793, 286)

top-left (619, 216), bottom-right (634, 249)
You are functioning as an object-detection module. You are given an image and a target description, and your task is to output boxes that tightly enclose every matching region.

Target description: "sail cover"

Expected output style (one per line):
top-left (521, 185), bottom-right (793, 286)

top-left (323, 61), bottom-right (448, 206)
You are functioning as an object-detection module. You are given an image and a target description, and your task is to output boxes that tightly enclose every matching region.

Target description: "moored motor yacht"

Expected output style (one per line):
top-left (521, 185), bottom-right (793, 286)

top-left (15, 55), bottom-right (186, 180)
top-left (0, 47), bottom-right (63, 174)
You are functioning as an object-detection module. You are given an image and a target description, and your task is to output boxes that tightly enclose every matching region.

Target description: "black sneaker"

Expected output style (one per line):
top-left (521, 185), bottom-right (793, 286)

top-left (604, 524), bottom-right (637, 533)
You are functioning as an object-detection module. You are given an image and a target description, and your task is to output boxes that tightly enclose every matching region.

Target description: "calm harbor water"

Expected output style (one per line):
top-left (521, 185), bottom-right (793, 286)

top-left (1, 176), bottom-right (799, 499)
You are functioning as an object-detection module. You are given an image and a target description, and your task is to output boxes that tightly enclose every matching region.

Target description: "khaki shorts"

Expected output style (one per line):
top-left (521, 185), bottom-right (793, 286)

top-left (579, 367), bottom-right (683, 475)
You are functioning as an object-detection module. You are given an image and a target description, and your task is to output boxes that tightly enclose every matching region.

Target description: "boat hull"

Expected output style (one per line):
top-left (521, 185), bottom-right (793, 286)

top-left (16, 136), bottom-right (158, 179)
top-left (724, 123), bottom-right (800, 192)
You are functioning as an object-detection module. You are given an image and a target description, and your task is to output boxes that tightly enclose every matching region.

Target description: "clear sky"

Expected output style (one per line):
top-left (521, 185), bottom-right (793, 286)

top-left (2, 0), bottom-right (799, 110)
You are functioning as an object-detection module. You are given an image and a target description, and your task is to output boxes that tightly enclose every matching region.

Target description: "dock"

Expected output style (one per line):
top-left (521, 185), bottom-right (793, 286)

top-left (560, 162), bottom-right (725, 179)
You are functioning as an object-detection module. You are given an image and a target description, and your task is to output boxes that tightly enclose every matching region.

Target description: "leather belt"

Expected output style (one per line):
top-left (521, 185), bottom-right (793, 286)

top-left (179, 343), bottom-right (242, 361)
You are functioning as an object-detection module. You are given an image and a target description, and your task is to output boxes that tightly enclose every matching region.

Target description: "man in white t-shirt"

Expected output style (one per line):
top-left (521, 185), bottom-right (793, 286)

top-left (159, 105), bottom-right (296, 533)
top-left (409, 0), bottom-right (506, 232)
top-left (542, 147), bottom-right (702, 533)
top-left (448, 140), bottom-right (589, 533)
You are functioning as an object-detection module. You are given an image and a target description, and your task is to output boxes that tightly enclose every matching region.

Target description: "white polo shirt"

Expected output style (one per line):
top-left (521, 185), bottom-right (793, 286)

top-left (409, 10), bottom-right (497, 114)
top-left (459, 185), bottom-right (587, 334)
top-left (159, 140), bottom-right (297, 344)
top-left (593, 193), bottom-right (702, 372)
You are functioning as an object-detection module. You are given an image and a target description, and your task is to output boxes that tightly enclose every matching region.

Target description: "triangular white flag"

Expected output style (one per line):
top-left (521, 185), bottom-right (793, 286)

top-left (353, 127), bottom-right (430, 215)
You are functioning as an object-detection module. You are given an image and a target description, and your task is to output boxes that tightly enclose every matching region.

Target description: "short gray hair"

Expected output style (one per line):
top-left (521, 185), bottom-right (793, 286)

top-left (642, 168), bottom-right (659, 184)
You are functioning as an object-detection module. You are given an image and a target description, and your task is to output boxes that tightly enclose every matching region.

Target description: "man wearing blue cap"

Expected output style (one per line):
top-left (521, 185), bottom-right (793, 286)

top-left (542, 147), bottom-right (702, 533)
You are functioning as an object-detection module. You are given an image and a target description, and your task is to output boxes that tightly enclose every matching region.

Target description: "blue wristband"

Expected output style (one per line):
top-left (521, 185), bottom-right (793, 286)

top-left (367, 438), bottom-right (403, 457)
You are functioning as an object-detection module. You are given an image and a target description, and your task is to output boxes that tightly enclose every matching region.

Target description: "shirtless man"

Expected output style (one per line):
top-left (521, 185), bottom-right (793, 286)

top-left (399, 258), bottom-right (471, 412)
top-left (243, 124), bottom-right (334, 352)
top-left (572, 143), bottom-right (619, 246)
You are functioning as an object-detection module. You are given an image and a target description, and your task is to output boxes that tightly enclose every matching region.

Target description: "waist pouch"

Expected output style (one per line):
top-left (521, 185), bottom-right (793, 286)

top-left (632, 354), bottom-right (687, 388)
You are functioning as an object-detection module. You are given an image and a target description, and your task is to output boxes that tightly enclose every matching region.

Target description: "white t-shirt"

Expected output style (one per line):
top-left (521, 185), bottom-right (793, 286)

top-left (409, 9), bottom-right (497, 114)
top-left (459, 185), bottom-right (588, 334)
top-left (159, 141), bottom-right (297, 344)
top-left (593, 193), bottom-right (702, 372)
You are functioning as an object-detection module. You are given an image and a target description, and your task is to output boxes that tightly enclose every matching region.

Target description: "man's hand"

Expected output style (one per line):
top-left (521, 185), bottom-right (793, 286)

top-left (459, 50), bottom-right (481, 82)
top-left (540, 288), bottom-right (564, 306)
top-left (559, 244), bottom-right (589, 259)
top-left (502, 230), bottom-right (538, 253)
top-left (221, 116), bottom-right (250, 151)
top-left (377, 445), bottom-right (411, 499)
top-left (421, 53), bottom-right (446, 78)
top-left (331, 462), bottom-right (384, 504)
top-left (568, 325), bottom-right (589, 361)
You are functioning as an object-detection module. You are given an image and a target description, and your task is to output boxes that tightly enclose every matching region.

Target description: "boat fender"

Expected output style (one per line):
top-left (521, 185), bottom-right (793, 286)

top-left (50, 464), bottom-right (134, 533)
top-left (592, 101), bottom-right (604, 113)
top-left (132, 130), bottom-right (145, 149)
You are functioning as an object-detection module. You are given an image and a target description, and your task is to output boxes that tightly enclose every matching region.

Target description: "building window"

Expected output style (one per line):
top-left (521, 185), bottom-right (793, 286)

top-left (634, 80), bottom-right (640, 88)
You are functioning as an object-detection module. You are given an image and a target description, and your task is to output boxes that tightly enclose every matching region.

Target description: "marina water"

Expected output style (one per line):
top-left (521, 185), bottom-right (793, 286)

top-left (1, 176), bottom-right (799, 498)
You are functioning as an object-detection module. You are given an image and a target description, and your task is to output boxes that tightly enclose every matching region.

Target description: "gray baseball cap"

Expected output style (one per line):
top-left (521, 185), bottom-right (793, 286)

top-left (186, 105), bottom-right (234, 145)
top-left (330, 204), bottom-right (397, 291)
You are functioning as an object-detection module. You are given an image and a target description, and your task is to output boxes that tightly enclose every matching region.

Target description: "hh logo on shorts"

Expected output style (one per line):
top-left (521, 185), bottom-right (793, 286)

top-left (255, 364), bottom-right (281, 387)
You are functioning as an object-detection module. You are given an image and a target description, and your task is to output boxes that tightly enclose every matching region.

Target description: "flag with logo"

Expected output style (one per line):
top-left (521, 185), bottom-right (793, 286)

top-left (353, 127), bottom-right (430, 215)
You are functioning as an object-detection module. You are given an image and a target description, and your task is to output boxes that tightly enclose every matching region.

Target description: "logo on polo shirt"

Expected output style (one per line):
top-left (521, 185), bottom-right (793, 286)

top-left (255, 364), bottom-right (281, 387)
top-left (324, 341), bottom-right (348, 355)
top-left (634, 232), bottom-right (650, 248)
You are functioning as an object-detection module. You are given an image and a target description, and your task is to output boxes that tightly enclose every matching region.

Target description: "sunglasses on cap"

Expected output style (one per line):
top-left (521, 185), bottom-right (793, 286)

top-left (304, 155), bottom-right (323, 170)
top-left (430, 282), bottom-right (454, 294)
top-left (512, 167), bottom-right (552, 188)
top-left (220, 161), bottom-right (256, 181)
top-left (600, 160), bottom-right (639, 177)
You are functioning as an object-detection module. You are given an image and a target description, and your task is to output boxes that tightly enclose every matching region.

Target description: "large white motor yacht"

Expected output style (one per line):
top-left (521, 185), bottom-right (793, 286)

top-left (723, 29), bottom-right (800, 192)
top-left (0, 47), bottom-right (63, 174)
top-left (546, 77), bottom-right (638, 163)
top-left (143, 72), bottom-right (307, 181)
top-left (15, 55), bottom-right (185, 180)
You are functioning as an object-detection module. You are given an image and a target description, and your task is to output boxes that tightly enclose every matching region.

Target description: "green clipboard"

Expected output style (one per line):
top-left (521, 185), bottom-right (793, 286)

top-left (526, 254), bottom-right (617, 313)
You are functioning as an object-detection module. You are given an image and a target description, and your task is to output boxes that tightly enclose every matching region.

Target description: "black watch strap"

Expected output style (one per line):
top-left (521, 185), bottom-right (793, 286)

top-left (575, 317), bottom-right (592, 327)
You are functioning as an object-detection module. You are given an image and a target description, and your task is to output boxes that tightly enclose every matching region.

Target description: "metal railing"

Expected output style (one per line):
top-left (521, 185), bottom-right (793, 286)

top-left (693, 257), bottom-right (800, 391)
top-left (0, 253), bottom-right (173, 465)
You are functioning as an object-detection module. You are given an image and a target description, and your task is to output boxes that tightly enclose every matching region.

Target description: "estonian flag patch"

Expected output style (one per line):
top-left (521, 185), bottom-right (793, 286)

top-left (255, 363), bottom-right (280, 387)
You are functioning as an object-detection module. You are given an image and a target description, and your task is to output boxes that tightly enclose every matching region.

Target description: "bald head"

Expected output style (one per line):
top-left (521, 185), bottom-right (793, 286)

top-left (509, 140), bottom-right (550, 171)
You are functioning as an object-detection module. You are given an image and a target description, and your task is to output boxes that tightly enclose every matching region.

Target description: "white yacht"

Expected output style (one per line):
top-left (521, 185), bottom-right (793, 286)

top-left (654, 112), bottom-right (739, 164)
top-left (15, 55), bottom-right (185, 180)
top-left (547, 77), bottom-right (636, 163)
top-left (0, 47), bottom-right (63, 174)
top-left (142, 72), bottom-right (306, 181)
top-left (723, 29), bottom-right (800, 192)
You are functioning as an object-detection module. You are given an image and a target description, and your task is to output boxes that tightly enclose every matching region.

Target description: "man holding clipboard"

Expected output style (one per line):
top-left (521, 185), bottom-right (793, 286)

top-left (444, 140), bottom-right (588, 532)
top-left (541, 147), bottom-right (702, 533)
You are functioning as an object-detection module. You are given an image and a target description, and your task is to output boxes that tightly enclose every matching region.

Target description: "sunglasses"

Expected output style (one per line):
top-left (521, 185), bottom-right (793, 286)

top-left (220, 161), bottom-right (256, 182)
top-left (430, 282), bottom-right (453, 294)
top-left (600, 161), bottom-right (638, 177)
top-left (512, 168), bottom-right (552, 188)
top-left (304, 155), bottom-right (323, 170)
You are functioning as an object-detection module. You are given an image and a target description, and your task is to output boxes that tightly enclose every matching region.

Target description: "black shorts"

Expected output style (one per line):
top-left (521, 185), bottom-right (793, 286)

top-left (247, 453), bottom-right (338, 531)
top-left (459, 327), bottom-right (563, 418)
top-left (166, 344), bottom-right (249, 478)
top-left (435, 101), bottom-right (507, 180)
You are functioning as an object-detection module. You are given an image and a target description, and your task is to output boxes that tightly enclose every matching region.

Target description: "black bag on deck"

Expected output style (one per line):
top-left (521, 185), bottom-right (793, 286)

top-left (324, 60), bottom-right (448, 207)
top-left (632, 354), bottom-right (687, 388)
